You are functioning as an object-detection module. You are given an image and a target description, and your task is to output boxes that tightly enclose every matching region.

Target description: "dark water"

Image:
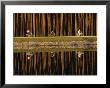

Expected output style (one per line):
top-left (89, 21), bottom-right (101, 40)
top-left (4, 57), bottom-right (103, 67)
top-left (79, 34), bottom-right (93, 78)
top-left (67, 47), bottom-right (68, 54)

top-left (13, 51), bottom-right (97, 75)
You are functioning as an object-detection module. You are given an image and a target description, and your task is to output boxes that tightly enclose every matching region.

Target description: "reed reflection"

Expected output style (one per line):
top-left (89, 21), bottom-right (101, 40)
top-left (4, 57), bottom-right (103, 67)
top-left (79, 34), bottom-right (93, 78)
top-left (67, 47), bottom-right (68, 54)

top-left (14, 50), bottom-right (97, 75)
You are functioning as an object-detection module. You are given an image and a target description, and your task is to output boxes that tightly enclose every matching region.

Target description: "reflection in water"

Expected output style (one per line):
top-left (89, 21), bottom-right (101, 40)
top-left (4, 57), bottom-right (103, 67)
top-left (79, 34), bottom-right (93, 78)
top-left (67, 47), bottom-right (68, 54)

top-left (14, 51), bottom-right (97, 75)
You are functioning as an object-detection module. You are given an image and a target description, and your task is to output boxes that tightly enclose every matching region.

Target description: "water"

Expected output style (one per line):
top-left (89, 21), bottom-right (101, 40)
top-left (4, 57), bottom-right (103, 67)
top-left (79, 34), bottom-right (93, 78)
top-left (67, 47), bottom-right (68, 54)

top-left (13, 50), bottom-right (97, 75)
